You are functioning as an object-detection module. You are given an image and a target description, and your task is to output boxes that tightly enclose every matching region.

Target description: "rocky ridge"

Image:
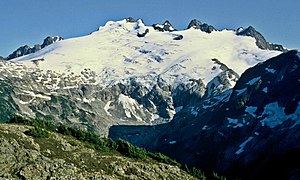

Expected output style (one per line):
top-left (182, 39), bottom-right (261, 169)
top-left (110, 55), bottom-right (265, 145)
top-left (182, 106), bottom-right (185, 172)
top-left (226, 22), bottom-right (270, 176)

top-left (7, 36), bottom-right (63, 60)
top-left (236, 26), bottom-right (286, 51)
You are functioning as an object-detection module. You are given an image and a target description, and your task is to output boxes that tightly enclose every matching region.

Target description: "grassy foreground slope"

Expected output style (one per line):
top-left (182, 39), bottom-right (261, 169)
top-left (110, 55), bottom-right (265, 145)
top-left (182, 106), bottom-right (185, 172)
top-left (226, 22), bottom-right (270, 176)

top-left (0, 123), bottom-right (196, 179)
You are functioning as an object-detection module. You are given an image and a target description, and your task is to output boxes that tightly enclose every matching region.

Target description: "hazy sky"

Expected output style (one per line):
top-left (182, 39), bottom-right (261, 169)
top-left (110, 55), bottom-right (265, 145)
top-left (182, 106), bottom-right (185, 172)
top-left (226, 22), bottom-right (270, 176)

top-left (0, 0), bottom-right (299, 56)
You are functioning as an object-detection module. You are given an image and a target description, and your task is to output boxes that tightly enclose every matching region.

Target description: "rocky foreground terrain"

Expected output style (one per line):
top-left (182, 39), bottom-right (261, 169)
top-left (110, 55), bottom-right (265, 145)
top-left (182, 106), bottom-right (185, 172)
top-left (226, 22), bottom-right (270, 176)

top-left (0, 123), bottom-right (195, 179)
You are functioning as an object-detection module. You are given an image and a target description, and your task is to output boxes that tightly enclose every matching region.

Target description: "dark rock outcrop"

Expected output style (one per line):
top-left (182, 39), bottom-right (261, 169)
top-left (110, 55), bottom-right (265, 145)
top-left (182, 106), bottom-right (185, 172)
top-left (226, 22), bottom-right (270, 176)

top-left (237, 26), bottom-right (286, 51)
top-left (187, 19), bottom-right (216, 33)
top-left (153, 20), bottom-right (176, 32)
top-left (137, 29), bottom-right (149, 37)
top-left (126, 17), bottom-right (136, 23)
top-left (7, 36), bottom-right (63, 60)
top-left (41, 36), bottom-right (63, 48)
top-left (173, 35), bottom-right (183, 40)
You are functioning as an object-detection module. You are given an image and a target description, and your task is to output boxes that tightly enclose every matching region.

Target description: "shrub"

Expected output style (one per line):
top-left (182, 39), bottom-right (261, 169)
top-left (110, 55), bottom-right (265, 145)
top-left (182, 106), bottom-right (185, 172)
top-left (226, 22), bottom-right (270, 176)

top-left (68, 140), bottom-right (80, 146)
top-left (183, 164), bottom-right (206, 179)
top-left (148, 152), bottom-right (181, 167)
top-left (116, 139), bottom-right (147, 159)
top-left (25, 127), bottom-right (50, 138)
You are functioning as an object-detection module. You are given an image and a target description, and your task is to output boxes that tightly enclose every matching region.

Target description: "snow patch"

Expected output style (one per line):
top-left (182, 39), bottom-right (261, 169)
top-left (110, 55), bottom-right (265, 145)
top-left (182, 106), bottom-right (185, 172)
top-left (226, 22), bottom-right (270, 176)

top-left (235, 136), bottom-right (254, 155)
top-left (247, 76), bottom-right (261, 86)
top-left (22, 90), bottom-right (51, 101)
top-left (104, 101), bottom-right (112, 116)
top-left (265, 67), bottom-right (276, 74)
top-left (235, 88), bottom-right (247, 95)
top-left (245, 106), bottom-right (257, 117)
top-left (169, 141), bottom-right (177, 145)
top-left (202, 125), bottom-right (208, 130)
top-left (260, 102), bottom-right (300, 128)
top-left (227, 118), bottom-right (238, 124)
top-left (227, 118), bottom-right (244, 128)
top-left (117, 94), bottom-right (143, 121)
top-left (175, 106), bottom-right (183, 113)
top-left (190, 107), bottom-right (198, 117)
top-left (263, 87), bottom-right (268, 93)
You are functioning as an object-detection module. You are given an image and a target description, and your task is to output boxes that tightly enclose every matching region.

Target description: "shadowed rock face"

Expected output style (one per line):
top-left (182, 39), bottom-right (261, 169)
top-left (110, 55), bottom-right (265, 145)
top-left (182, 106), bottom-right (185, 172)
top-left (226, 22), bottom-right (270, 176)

top-left (237, 26), bottom-right (286, 52)
top-left (109, 51), bottom-right (300, 179)
top-left (7, 36), bottom-right (63, 60)
top-left (41, 36), bottom-right (63, 48)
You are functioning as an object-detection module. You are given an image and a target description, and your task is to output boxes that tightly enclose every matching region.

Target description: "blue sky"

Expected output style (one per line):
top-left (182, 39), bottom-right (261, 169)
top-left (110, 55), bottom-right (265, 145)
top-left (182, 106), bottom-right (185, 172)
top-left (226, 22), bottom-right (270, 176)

top-left (0, 0), bottom-right (299, 56)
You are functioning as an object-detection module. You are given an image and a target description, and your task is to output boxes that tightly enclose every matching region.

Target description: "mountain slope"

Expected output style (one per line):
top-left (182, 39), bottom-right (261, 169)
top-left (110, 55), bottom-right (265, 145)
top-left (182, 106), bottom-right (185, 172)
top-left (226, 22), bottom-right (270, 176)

top-left (0, 123), bottom-right (195, 179)
top-left (109, 50), bottom-right (300, 179)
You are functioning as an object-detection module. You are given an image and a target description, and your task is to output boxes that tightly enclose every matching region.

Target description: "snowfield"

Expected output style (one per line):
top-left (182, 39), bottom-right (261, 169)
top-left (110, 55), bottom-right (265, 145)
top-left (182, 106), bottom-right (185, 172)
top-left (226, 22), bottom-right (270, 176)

top-left (12, 19), bottom-right (281, 87)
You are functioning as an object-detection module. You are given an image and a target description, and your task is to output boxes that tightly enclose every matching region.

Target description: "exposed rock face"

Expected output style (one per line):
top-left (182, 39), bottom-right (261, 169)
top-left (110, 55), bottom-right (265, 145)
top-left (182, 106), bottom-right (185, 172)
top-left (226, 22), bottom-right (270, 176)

top-left (126, 17), bottom-right (136, 23)
top-left (0, 124), bottom-right (194, 179)
top-left (153, 20), bottom-right (176, 32)
top-left (237, 26), bottom-right (286, 51)
top-left (137, 29), bottom-right (149, 37)
top-left (7, 36), bottom-right (63, 60)
top-left (0, 58), bottom-right (220, 136)
top-left (187, 19), bottom-right (216, 33)
top-left (41, 36), bottom-right (63, 48)
top-left (206, 59), bottom-right (240, 97)
top-left (109, 51), bottom-right (300, 179)
top-left (187, 19), bottom-right (202, 29)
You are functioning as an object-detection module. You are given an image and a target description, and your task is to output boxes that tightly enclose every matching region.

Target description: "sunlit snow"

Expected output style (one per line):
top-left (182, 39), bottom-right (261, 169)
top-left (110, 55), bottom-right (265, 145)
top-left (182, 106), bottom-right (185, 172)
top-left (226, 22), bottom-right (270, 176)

top-left (11, 19), bottom-right (281, 87)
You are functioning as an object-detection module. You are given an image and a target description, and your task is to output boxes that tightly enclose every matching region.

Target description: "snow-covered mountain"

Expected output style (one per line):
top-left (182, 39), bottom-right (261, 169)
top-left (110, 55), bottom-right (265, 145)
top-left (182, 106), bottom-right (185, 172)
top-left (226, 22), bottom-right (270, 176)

top-left (1, 18), bottom-right (299, 178)
top-left (12, 19), bottom-right (280, 86)
top-left (1, 18), bottom-right (283, 134)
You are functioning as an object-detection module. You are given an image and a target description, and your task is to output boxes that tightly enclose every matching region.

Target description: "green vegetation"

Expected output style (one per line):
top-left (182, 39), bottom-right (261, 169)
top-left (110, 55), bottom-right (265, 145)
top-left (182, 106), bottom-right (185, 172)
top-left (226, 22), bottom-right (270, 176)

top-left (148, 152), bottom-right (181, 167)
top-left (25, 127), bottom-right (50, 138)
top-left (116, 139), bottom-right (147, 159)
top-left (8, 115), bottom-right (225, 179)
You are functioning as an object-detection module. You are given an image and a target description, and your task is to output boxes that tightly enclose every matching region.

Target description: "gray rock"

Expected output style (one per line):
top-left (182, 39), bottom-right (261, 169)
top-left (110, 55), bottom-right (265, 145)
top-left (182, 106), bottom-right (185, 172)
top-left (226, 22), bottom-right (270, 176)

top-left (187, 19), bottom-right (202, 29)
top-left (126, 17), bottom-right (136, 23)
top-left (236, 26), bottom-right (286, 51)
top-left (153, 20), bottom-right (176, 32)
top-left (187, 19), bottom-right (216, 33)
top-left (7, 36), bottom-right (63, 60)
top-left (41, 36), bottom-right (63, 48)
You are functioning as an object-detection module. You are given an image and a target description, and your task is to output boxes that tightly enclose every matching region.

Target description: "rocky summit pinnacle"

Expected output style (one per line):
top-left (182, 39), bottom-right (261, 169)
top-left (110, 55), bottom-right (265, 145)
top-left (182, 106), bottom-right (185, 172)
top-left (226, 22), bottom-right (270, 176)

top-left (153, 20), bottom-right (176, 32)
top-left (187, 19), bottom-right (202, 29)
top-left (187, 19), bottom-right (216, 33)
top-left (237, 26), bottom-right (285, 51)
